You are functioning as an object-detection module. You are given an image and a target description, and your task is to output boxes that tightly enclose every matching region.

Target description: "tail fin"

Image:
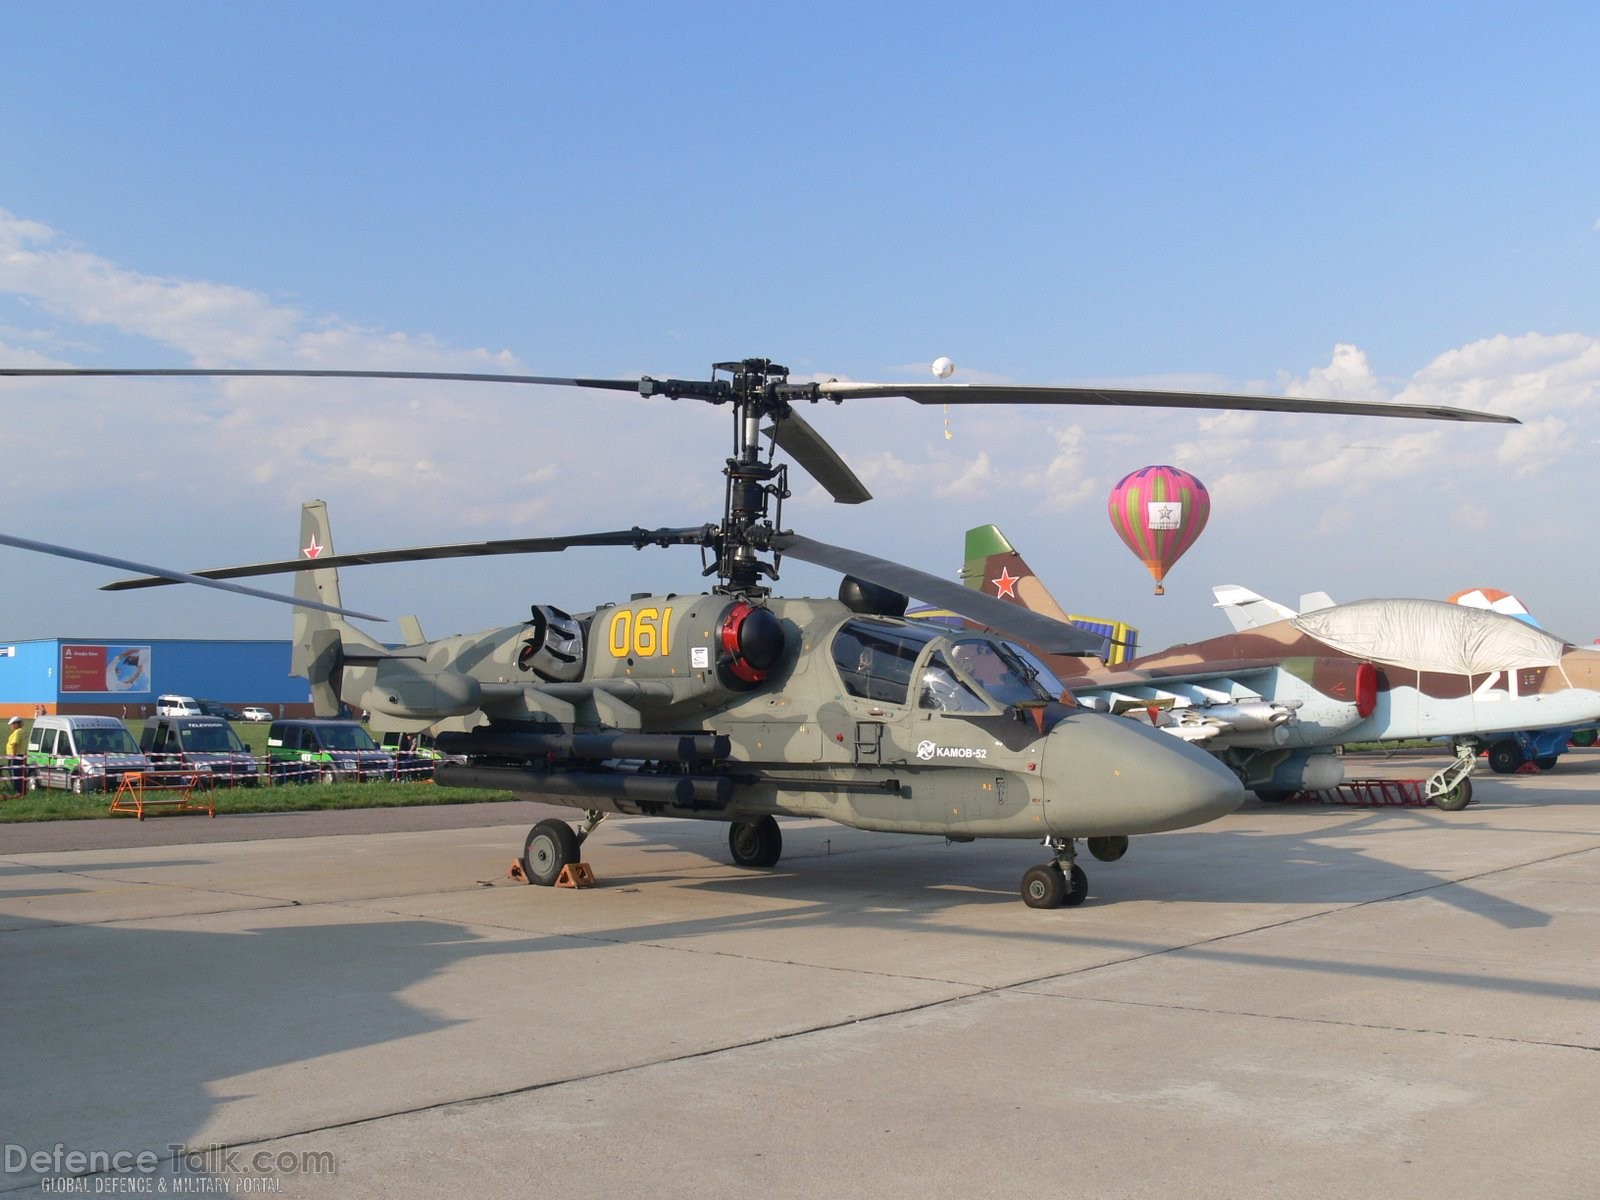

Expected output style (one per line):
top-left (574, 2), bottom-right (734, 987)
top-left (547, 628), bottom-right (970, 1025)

top-left (291, 501), bottom-right (388, 716)
top-left (1211, 585), bottom-right (1298, 631)
top-left (960, 524), bottom-right (1138, 665)
top-left (960, 524), bottom-right (1072, 620)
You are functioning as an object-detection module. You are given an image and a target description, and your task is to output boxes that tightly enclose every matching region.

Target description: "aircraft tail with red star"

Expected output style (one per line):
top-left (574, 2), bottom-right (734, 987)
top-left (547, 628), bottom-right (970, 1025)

top-left (959, 525), bottom-right (1139, 666)
top-left (291, 500), bottom-right (393, 716)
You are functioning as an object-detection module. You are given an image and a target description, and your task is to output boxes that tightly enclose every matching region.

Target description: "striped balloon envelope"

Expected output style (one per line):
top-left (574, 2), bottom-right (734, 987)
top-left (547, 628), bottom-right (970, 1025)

top-left (1108, 465), bottom-right (1210, 594)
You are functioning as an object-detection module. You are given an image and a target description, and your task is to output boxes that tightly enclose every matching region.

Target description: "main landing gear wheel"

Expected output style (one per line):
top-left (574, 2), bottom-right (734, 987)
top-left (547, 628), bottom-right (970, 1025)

top-left (522, 818), bottom-right (580, 886)
top-left (728, 815), bottom-right (783, 868)
top-left (1487, 741), bottom-right (1524, 774)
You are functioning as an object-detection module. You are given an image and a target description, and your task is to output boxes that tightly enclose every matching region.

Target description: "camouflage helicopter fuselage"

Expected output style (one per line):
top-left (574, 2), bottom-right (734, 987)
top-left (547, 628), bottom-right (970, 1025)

top-left (312, 589), bottom-right (1243, 843)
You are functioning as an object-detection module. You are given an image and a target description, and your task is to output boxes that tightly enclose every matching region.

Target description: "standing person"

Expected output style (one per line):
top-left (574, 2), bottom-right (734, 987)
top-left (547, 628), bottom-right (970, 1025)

top-left (5, 716), bottom-right (25, 795)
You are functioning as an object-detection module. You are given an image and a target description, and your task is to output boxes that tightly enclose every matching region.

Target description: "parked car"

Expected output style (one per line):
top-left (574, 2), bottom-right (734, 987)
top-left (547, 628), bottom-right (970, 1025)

top-left (139, 715), bottom-right (259, 786)
top-left (155, 694), bottom-right (203, 717)
top-left (265, 719), bottom-right (394, 783)
top-left (197, 699), bottom-right (241, 720)
top-left (26, 715), bottom-right (151, 794)
top-left (241, 706), bottom-right (273, 723)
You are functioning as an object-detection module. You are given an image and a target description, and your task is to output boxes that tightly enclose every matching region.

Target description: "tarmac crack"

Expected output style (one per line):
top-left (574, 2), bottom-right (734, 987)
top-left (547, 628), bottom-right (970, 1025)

top-left (1011, 991), bottom-right (1600, 1053)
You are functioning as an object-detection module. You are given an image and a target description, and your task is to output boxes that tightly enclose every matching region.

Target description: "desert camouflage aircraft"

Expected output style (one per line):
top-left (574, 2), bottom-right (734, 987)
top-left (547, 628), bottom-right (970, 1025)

top-left (960, 524), bottom-right (1600, 809)
top-left (1216, 584), bottom-right (1600, 774)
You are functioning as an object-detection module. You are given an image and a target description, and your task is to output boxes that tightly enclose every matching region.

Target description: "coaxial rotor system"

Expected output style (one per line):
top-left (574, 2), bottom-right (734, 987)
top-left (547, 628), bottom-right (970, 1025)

top-left (0, 356), bottom-right (1514, 652)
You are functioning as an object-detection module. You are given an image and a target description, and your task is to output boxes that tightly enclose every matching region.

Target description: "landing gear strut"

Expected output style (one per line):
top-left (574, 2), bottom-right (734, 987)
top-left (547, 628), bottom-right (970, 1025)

top-left (1020, 837), bottom-right (1089, 909)
top-left (1429, 743), bottom-right (1479, 811)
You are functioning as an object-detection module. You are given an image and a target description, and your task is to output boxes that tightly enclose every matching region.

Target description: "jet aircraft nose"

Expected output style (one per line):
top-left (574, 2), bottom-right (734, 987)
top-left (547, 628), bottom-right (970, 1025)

top-left (1041, 711), bottom-right (1243, 838)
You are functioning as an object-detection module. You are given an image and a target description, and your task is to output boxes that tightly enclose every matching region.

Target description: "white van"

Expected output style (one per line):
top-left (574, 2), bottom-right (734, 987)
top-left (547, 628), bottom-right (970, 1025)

top-left (26, 715), bottom-right (152, 793)
top-left (156, 695), bottom-right (203, 717)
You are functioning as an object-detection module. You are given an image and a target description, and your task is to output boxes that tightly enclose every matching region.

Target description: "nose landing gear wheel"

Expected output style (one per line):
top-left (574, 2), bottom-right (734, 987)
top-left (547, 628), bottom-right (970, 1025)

top-left (1020, 862), bottom-right (1089, 909)
top-left (1432, 777), bottom-right (1473, 811)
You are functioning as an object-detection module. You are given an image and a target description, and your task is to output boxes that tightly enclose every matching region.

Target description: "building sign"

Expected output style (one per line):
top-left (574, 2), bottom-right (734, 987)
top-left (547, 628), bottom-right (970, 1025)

top-left (61, 644), bottom-right (152, 694)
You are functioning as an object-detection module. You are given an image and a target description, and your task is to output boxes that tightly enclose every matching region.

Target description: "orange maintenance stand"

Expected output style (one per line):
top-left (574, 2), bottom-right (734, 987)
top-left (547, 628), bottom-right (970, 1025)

top-left (109, 772), bottom-right (216, 820)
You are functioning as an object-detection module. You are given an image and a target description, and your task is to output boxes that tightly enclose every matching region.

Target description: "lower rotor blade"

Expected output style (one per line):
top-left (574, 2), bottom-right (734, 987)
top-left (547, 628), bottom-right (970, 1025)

top-left (100, 526), bottom-right (716, 591)
top-left (0, 533), bottom-right (384, 621)
top-left (772, 533), bottom-right (1103, 655)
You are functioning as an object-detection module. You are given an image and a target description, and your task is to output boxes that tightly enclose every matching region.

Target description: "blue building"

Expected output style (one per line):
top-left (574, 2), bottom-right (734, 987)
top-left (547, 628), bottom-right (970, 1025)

top-left (0, 638), bottom-right (311, 719)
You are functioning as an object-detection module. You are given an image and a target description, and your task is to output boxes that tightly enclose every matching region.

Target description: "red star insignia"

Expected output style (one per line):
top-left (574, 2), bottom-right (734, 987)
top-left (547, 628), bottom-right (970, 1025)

top-left (991, 567), bottom-right (1020, 599)
top-left (302, 535), bottom-right (325, 560)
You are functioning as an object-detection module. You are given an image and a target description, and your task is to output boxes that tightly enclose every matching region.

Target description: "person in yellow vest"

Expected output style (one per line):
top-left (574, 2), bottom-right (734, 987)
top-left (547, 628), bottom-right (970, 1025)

top-left (5, 716), bottom-right (25, 795)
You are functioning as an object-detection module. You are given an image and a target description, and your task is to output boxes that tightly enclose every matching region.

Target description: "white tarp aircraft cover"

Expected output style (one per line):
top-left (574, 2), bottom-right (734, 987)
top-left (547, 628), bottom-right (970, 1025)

top-left (1291, 598), bottom-right (1567, 675)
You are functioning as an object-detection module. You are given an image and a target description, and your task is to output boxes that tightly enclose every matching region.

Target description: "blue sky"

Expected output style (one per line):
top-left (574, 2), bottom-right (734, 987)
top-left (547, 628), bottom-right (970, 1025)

top-left (1, 2), bottom-right (1597, 650)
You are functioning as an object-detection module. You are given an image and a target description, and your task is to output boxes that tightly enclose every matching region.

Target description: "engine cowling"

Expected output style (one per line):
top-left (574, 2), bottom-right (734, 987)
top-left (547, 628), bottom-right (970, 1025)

top-left (517, 605), bottom-right (586, 682)
top-left (584, 595), bottom-right (794, 705)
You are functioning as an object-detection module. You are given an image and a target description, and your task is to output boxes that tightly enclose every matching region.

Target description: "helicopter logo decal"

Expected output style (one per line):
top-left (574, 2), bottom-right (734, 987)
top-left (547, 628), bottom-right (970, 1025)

top-left (918, 741), bottom-right (989, 761)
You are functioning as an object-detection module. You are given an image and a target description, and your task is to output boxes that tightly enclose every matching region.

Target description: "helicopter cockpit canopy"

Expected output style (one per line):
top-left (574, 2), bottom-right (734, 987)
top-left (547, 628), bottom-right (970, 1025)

top-left (830, 618), bottom-right (1054, 711)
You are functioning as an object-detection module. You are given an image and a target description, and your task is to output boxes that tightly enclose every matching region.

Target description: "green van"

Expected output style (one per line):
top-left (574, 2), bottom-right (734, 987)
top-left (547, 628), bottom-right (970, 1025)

top-left (265, 719), bottom-right (394, 783)
top-left (26, 715), bottom-right (152, 793)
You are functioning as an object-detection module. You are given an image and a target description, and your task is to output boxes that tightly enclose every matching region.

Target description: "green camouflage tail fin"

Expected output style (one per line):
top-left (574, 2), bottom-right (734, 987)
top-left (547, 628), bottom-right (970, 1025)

top-left (960, 524), bottom-right (1074, 621)
top-left (960, 524), bottom-right (1139, 664)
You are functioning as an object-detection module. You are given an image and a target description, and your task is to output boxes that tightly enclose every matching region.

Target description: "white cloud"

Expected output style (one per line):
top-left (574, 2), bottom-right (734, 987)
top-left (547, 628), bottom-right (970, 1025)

top-left (1276, 342), bottom-right (1389, 404)
top-left (4, 208), bottom-right (1600, 642)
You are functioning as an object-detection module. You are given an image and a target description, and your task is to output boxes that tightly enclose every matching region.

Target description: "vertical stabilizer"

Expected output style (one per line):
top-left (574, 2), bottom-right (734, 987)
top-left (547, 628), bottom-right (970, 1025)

top-left (291, 500), bottom-right (386, 715)
top-left (1211, 585), bottom-right (1298, 631)
top-left (960, 525), bottom-right (1137, 664)
top-left (961, 524), bottom-right (1073, 622)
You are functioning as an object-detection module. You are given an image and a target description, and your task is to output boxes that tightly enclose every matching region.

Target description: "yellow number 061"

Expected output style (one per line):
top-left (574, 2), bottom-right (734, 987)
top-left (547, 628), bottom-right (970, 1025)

top-left (609, 607), bottom-right (673, 658)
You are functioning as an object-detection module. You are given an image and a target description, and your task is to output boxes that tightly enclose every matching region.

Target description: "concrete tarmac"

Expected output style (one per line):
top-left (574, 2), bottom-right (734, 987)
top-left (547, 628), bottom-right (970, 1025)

top-left (2, 752), bottom-right (1598, 1198)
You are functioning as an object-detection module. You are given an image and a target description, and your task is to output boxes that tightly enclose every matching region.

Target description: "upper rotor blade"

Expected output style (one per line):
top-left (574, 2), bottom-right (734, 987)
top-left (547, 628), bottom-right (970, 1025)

top-left (100, 526), bottom-right (716, 591)
top-left (0, 533), bottom-right (385, 621)
top-left (0, 366), bottom-right (1518, 423)
top-left (771, 533), bottom-right (1104, 656)
top-left (0, 367), bottom-right (647, 391)
top-left (767, 408), bottom-right (872, 504)
top-left (812, 381), bottom-right (1518, 424)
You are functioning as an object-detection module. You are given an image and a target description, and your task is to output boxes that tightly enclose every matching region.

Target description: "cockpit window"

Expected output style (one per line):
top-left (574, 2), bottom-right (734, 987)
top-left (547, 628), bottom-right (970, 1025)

top-left (832, 620), bottom-right (938, 705)
top-left (1001, 642), bottom-right (1068, 699)
top-left (918, 652), bottom-right (989, 713)
top-left (831, 620), bottom-right (1055, 710)
top-left (947, 638), bottom-right (1055, 704)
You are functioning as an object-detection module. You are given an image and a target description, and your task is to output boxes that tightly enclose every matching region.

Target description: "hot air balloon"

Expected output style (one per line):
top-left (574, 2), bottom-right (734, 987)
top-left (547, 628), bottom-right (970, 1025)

top-left (1108, 465), bottom-right (1210, 595)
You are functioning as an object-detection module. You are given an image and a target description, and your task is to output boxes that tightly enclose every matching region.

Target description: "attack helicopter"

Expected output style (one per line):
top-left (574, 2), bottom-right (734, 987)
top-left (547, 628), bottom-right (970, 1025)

top-left (2, 358), bottom-right (1515, 907)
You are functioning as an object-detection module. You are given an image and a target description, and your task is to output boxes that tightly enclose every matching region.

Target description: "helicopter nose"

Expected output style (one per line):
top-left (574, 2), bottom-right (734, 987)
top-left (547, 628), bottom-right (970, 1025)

top-left (1041, 712), bottom-right (1243, 838)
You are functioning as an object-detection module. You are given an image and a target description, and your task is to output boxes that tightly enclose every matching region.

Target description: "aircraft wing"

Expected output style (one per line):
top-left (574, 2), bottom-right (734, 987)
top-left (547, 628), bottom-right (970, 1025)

top-left (1064, 660), bottom-right (1305, 744)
